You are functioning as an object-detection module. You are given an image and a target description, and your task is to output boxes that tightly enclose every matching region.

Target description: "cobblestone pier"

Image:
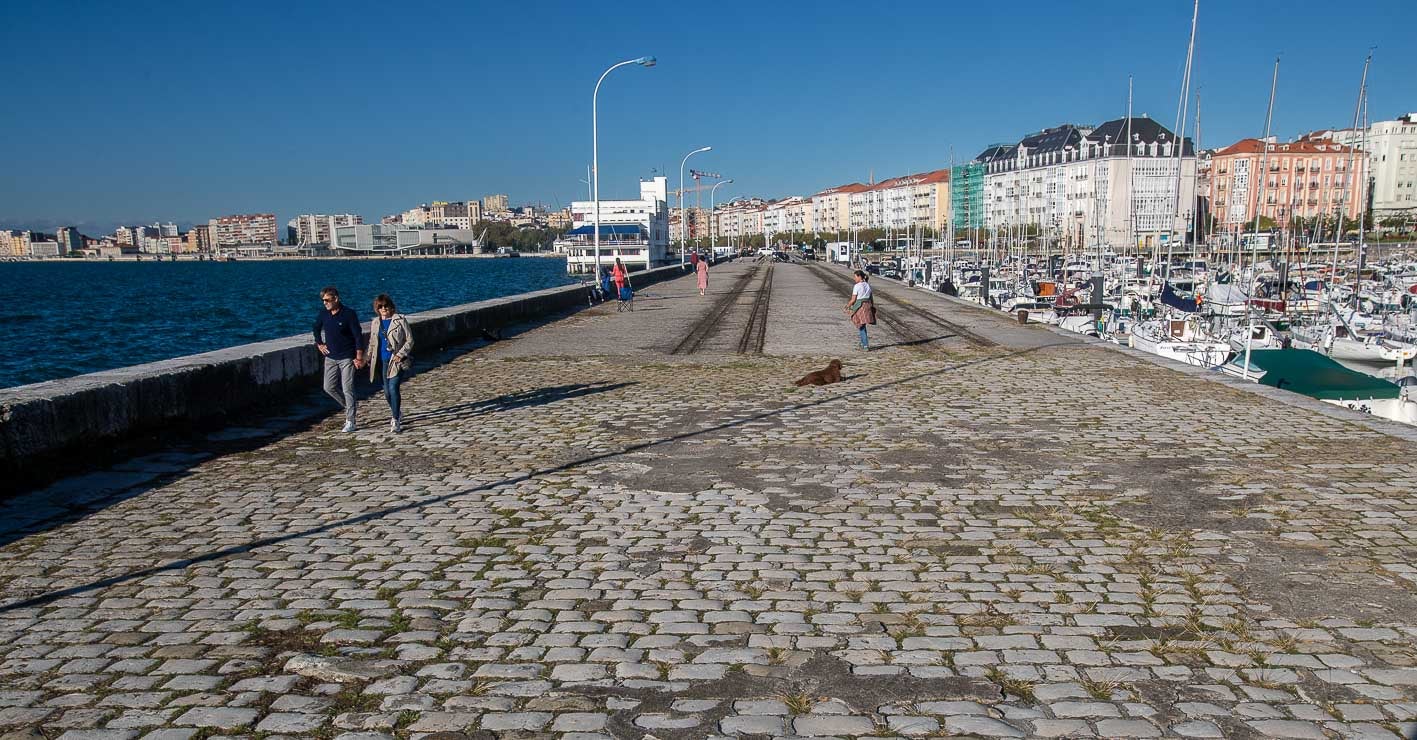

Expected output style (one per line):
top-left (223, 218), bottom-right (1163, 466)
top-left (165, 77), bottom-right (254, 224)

top-left (2, 261), bottom-right (1416, 739)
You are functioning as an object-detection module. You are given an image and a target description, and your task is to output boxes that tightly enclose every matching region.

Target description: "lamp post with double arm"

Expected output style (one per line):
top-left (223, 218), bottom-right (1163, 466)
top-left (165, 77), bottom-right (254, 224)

top-left (709, 178), bottom-right (733, 255)
top-left (679, 146), bottom-right (712, 265)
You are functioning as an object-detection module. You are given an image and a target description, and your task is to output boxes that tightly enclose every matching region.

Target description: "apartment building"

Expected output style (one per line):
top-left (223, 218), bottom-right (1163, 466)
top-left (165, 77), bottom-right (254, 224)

top-left (711, 198), bottom-right (766, 240)
top-left (1313, 113), bottom-right (1417, 218)
top-left (846, 169), bottom-right (951, 232)
top-left (208, 213), bottom-right (278, 247)
top-left (1209, 137), bottom-right (1364, 229)
top-left (951, 163), bottom-right (985, 232)
top-left (981, 117), bottom-right (1196, 251)
top-left (56, 226), bottom-right (83, 255)
top-left (289, 214), bottom-right (363, 246)
top-left (761, 197), bottom-right (813, 235)
top-left (184, 224), bottom-right (212, 253)
top-left (482, 194), bottom-right (509, 214)
top-left (2, 230), bottom-right (29, 256)
top-left (669, 207), bottom-right (711, 241)
top-left (810, 183), bottom-right (868, 235)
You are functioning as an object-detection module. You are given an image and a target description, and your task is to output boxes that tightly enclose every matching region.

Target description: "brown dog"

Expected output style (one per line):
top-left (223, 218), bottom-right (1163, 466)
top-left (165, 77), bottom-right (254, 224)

top-left (794, 359), bottom-right (843, 386)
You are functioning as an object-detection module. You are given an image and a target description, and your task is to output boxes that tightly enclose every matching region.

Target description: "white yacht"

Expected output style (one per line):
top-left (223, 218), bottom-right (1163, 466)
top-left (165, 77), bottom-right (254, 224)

top-left (1130, 315), bottom-right (1232, 368)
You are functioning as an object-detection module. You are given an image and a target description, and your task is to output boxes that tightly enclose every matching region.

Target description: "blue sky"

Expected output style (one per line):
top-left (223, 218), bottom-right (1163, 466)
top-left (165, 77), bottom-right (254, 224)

top-left (2, 0), bottom-right (1414, 235)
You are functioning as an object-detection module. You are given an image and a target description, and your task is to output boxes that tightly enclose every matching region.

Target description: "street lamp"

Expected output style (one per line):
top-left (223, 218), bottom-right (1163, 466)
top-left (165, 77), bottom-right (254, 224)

top-left (709, 178), bottom-right (733, 255)
top-left (592, 56), bottom-right (656, 276)
top-left (679, 145), bottom-right (712, 265)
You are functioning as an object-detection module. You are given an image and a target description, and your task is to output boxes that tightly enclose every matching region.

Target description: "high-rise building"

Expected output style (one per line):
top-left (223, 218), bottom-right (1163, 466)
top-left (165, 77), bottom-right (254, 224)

top-left (289, 214), bottom-right (362, 246)
top-left (184, 224), bottom-right (212, 253)
top-left (56, 226), bottom-right (83, 255)
top-left (0, 230), bottom-right (26, 257)
top-left (155, 222), bottom-right (178, 237)
top-left (483, 194), bottom-right (509, 214)
top-left (208, 213), bottom-right (277, 247)
top-left (115, 226), bottom-right (134, 247)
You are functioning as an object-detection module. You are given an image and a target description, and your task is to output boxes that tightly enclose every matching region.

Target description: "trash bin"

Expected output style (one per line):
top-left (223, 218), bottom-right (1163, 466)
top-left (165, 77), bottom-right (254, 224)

top-left (1017, 309), bottom-right (1029, 325)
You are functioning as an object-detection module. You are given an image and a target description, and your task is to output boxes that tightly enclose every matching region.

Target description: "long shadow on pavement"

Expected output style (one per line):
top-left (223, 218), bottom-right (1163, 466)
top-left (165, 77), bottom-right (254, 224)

top-left (0, 341), bottom-right (1078, 614)
top-left (405, 381), bottom-right (635, 427)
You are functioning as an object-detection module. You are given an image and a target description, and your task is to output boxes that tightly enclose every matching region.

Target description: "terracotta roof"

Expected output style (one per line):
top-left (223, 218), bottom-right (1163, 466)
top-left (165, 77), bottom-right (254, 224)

top-left (809, 182), bottom-right (870, 199)
top-left (1214, 138), bottom-right (1360, 156)
top-left (858, 169), bottom-right (952, 192)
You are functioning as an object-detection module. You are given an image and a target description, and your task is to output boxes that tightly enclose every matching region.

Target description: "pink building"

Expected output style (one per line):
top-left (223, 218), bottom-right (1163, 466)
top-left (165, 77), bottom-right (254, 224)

top-left (1209, 138), bottom-right (1365, 229)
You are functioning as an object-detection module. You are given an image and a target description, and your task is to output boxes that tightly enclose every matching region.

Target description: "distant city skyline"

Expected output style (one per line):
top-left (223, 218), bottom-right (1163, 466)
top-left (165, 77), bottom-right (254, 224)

top-left (3, 0), bottom-right (1414, 232)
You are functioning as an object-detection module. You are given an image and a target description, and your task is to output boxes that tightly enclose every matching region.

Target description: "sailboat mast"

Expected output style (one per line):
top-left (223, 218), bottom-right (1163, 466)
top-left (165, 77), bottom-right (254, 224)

top-left (1168, 0), bottom-right (1199, 280)
top-left (1332, 51), bottom-right (1371, 303)
top-left (1243, 56), bottom-right (1281, 381)
top-left (1193, 92), bottom-right (1203, 261)
top-left (1354, 73), bottom-right (1372, 300)
top-left (1126, 77), bottom-right (1135, 260)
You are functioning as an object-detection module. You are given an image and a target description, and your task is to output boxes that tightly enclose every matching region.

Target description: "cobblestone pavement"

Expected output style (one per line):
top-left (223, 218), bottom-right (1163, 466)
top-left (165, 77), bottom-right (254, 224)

top-left (2, 264), bottom-right (1416, 739)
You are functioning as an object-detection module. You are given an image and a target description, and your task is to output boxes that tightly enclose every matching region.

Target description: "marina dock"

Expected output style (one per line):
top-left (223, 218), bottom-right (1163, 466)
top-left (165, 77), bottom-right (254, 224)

top-left (2, 261), bottom-right (1416, 738)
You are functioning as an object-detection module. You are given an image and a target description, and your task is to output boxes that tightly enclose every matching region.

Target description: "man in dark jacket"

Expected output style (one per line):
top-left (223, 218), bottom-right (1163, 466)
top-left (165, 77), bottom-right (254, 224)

top-left (313, 286), bottom-right (364, 432)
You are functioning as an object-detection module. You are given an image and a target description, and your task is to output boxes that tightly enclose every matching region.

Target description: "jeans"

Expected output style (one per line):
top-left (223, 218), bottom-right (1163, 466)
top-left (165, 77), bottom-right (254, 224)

top-left (383, 371), bottom-right (403, 421)
top-left (322, 358), bottom-right (356, 424)
top-left (859, 326), bottom-right (869, 349)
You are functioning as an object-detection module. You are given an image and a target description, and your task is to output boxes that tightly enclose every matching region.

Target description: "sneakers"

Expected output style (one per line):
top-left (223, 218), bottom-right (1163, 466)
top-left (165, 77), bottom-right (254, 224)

top-left (341, 421), bottom-right (357, 433)
top-left (391, 418), bottom-right (403, 433)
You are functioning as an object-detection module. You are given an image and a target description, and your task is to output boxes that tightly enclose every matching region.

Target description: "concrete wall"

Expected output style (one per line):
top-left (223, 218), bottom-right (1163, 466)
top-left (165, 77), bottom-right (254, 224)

top-left (0, 263), bottom-right (689, 484)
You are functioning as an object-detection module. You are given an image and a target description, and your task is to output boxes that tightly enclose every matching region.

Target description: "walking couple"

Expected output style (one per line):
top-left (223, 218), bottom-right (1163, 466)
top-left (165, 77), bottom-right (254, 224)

top-left (314, 287), bottom-right (414, 433)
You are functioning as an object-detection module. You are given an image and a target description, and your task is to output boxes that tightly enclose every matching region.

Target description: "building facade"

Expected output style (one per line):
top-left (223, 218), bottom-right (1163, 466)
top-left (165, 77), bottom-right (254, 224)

top-left (981, 117), bottom-right (1196, 251)
top-left (845, 169), bottom-right (951, 232)
top-left (56, 226), bottom-right (83, 255)
top-left (1363, 114), bottom-right (1417, 217)
top-left (3, 230), bottom-right (30, 256)
top-left (810, 183), bottom-right (868, 235)
top-left (561, 176), bottom-right (669, 274)
top-left (951, 163), bottom-right (985, 232)
top-left (712, 198), bottom-right (766, 240)
top-left (209, 213), bottom-right (278, 247)
top-left (1209, 138), bottom-right (1365, 230)
top-left (482, 194), bottom-right (509, 214)
top-left (289, 214), bottom-right (363, 246)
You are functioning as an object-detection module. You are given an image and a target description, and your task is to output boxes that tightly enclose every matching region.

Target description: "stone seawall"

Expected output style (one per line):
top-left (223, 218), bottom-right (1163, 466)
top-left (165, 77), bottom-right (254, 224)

top-left (0, 262), bottom-right (688, 485)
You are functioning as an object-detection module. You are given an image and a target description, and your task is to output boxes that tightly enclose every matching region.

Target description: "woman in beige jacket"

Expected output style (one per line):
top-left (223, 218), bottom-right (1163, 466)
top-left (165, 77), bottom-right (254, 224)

top-left (366, 294), bottom-right (415, 432)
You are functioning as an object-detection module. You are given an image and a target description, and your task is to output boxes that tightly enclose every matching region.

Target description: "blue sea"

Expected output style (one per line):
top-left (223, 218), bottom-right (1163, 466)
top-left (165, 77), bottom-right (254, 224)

top-left (1, 257), bottom-right (577, 389)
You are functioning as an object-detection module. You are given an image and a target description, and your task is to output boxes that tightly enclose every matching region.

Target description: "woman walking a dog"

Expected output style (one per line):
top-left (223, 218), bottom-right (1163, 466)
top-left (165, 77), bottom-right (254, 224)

top-left (844, 270), bottom-right (876, 351)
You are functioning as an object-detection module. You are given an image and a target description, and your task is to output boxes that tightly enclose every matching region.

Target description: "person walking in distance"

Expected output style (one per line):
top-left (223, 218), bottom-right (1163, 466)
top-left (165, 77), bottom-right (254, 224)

top-left (696, 252), bottom-right (709, 296)
top-left (612, 257), bottom-right (633, 311)
top-left (366, 294), bottom-right (414, 433)
top-left (843, 270), bottom-right (876, 351)
top-left (314, 286), bottom-right (364, 432)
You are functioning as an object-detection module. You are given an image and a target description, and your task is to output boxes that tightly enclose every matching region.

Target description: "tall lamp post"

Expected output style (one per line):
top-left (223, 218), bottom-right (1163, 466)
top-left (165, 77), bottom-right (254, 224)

top-left (592, 56), bottom-right (656, 276)
top-left (679, 146), bottom-right (712, 265)
top-left (709, 178), bottom-right (733, 255)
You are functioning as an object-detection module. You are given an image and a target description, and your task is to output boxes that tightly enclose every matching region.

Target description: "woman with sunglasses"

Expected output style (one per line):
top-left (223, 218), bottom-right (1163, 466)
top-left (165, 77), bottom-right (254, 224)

top-left (365, 294), bottom-right (415, 432)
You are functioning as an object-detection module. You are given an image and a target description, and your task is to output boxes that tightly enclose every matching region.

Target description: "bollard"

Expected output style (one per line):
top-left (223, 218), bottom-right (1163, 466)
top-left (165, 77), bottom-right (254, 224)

top-left (1017, 309), bottom-right (1029, 325)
